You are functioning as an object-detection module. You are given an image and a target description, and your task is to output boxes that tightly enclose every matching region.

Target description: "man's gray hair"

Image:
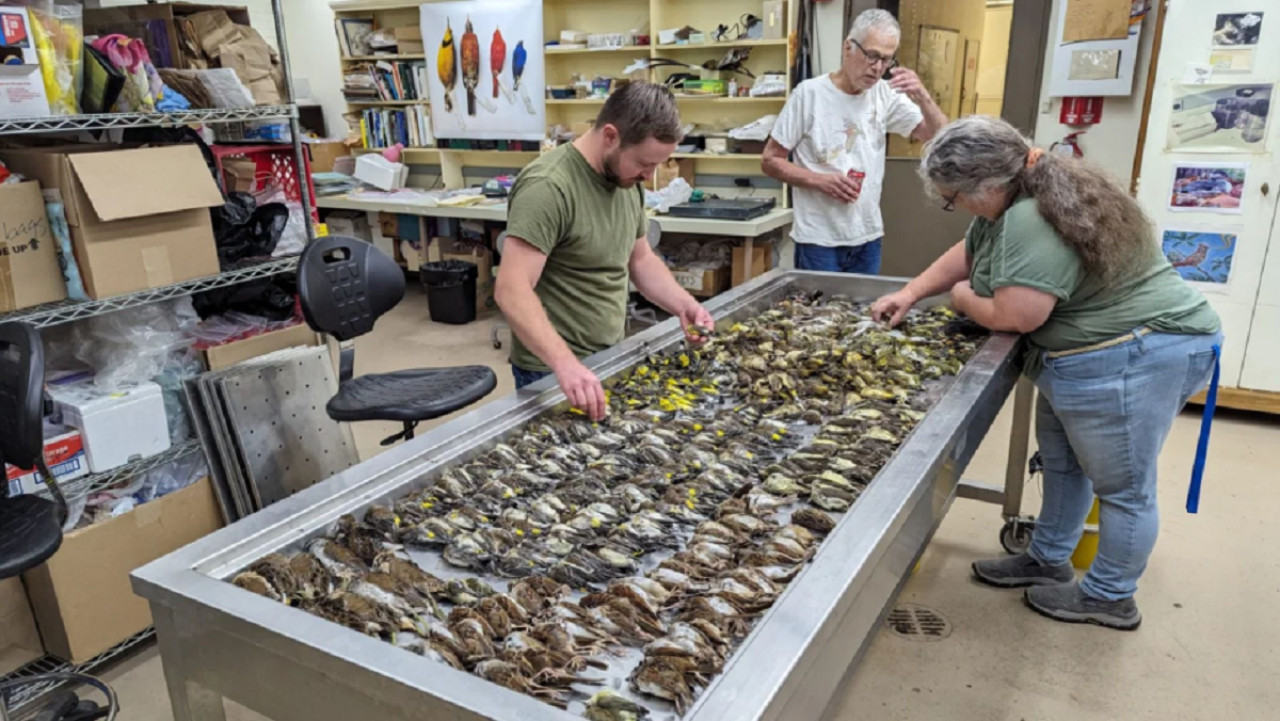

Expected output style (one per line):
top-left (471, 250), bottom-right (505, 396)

top-left (847, 9), bottom-right (901, 44)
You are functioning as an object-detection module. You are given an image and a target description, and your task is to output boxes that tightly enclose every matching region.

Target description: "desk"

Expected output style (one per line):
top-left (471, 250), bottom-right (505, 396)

top-left (315, 194), bottom-right (793, 284)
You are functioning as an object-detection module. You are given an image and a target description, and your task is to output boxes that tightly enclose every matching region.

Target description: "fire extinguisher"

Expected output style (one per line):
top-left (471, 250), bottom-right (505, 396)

top-left (1051, 131), bottom-right (1085, 158)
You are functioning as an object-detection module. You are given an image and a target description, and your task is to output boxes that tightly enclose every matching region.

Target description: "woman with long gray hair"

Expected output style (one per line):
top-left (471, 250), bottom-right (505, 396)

top-left (872, 116), bottom-right (1221, 630)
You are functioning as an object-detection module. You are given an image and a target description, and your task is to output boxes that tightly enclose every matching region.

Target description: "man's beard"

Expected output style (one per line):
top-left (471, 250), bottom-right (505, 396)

top-left (603, 150), bottom-right (634, 188)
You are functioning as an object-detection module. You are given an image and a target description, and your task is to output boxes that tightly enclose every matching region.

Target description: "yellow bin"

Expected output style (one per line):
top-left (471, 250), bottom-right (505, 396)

top-left (1071, 498), bottom-right (1101, 569)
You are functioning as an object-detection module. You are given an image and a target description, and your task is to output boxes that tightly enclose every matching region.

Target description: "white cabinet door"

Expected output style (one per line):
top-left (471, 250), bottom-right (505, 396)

top-left (1135, 0), bottom-right (1280, 389)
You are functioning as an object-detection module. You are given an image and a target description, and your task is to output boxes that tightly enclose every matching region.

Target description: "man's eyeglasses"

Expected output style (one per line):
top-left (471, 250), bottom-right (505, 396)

top-left (850, 38), bottom-right (899, 70)
top-left (941, 190), bottom-right (960, 212)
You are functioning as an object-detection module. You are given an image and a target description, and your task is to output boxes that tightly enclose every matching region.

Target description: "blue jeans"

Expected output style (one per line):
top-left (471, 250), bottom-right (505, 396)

top-left (794, 238), bottom-right (882, 274)
top-left (1028, 329), bottom-right (1223, 601)
top-left (512, 364), bottom-right (552, 389)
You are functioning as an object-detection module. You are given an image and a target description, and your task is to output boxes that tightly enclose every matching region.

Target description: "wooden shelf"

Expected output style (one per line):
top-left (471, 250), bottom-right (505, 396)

top-left (671, 152), bottom-right (764, 160)
top-left (547, 97), bottom-right (607, 105)
top-left (673, 95), bottom-right (787, 103)
top-left (346, 99), bottom-right (428, 106)
top-left (545, 45), bottom-right (651, 55)
top-left (654, 39), bottom-right (789, 52)
top-left (341, 54), bottom-right (426, 61)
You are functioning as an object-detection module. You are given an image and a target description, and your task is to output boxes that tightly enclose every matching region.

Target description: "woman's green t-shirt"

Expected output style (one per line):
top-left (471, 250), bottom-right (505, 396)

top-left (965, 197), bottom-right (1220, 377)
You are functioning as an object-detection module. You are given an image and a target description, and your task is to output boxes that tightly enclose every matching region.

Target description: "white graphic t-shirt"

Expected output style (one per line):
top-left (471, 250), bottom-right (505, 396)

top-left (771, 74), bottom-right (924, 247)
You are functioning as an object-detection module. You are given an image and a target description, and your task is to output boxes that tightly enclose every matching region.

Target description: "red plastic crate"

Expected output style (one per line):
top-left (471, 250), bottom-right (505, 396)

top-left (209, 144), bottom-right (318, 223)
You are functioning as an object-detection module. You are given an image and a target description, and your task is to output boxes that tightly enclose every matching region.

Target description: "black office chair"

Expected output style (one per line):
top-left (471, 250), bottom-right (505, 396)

top-left (0, 322), bottom-right (118, 721)
top-left (297, 236), bottom-right (498, 446)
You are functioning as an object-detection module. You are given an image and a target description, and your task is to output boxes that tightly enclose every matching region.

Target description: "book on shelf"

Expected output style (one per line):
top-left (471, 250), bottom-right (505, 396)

top-left (346, 61), bottom-right (428, 102)
top-left (359, 105), bottom-right (434, 150)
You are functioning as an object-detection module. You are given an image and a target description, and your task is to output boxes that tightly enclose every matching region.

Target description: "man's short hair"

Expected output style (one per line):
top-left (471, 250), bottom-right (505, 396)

top-left (595, 82), bottom-right (684, 147)
top-left (848, 9), bottom-right (901, 44)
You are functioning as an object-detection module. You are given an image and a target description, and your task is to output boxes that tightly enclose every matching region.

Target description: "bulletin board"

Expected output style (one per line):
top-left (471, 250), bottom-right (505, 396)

top-left (1047, 0), bottom-right (1144, 97)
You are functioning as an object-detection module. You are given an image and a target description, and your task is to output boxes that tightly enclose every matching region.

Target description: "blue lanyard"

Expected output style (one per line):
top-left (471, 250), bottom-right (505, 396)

top-left (1185, 344), bottom-right (1222, 514)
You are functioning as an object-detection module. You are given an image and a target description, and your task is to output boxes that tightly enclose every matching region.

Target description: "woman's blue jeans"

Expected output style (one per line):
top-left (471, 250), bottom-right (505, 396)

top-left (1029, 330), bottom-right (1223, 601)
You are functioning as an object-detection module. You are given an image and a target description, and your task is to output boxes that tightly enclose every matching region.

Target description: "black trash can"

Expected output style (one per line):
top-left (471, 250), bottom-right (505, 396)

top-left (420, 260), bottom-right (479, 324)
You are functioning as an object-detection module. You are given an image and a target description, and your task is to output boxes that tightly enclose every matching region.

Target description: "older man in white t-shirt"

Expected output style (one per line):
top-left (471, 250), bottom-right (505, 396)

top-left (763, 10), bottom-right (946, 274)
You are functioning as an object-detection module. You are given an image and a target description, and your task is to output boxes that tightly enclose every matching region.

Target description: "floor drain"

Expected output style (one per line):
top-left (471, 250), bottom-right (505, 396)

top-left (886, 604), bottom-right (951, 641)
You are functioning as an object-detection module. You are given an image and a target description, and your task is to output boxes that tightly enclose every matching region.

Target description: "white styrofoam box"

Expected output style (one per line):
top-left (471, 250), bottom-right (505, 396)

top-left (354, 154), bottom-right (408, 191)
top-left (324, 211), bottom-right (372, 242)
top-left (48, 381), bottom-right (171, 474)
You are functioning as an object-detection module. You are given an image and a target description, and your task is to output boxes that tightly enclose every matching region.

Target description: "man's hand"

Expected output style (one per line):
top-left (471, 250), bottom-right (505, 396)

top-left (814, 172), bottom-right (862, 204)
top-left (888, 67), bottom-right (931, 105)
top-left (552, 357), bottom-right (607, 421)
top-left (678, 302), bottom-right (715, 345)
top-left (871, 288), bottom-right (918, 327)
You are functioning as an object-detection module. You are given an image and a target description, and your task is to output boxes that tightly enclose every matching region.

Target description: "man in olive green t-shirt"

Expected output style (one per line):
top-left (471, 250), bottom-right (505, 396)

top-left (495, 83), bottom-right (714, 420)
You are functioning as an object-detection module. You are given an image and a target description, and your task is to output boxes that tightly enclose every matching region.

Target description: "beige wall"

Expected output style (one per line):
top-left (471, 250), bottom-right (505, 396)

top-left (974, 3), bottom-right (1012, 117)
top-left (889, 0), bottom-right (988, 158)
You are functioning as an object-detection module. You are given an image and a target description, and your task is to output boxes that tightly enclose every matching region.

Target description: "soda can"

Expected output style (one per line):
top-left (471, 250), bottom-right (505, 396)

top-left (846, 169), bottom-right (866, 194)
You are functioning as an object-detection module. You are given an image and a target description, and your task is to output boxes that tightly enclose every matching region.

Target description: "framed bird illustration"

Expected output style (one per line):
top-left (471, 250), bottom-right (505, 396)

top-left (421, 0), bottom-right (545, 141)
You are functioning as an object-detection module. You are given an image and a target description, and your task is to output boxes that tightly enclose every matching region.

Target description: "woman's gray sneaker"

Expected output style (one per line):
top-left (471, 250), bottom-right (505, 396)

top-left (972, 552), bottom-right (1075, 588)
top-left (1024, 581), bottom-right (1142, 630)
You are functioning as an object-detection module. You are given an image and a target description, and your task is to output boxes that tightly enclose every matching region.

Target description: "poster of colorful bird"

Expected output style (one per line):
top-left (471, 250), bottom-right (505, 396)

top-left (421, 0), bottom-right (544, 141)
top-left (1162, 229), bottom-right (1237, 290)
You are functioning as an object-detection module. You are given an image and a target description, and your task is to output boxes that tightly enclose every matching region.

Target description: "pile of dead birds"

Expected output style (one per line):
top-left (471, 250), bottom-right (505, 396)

top-left (231, 295), bottom-right (984, 717)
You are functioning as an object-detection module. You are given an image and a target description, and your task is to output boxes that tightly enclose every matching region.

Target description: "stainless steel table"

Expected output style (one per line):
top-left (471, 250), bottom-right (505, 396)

top-left (133, 270), bottom-right (1024, 721)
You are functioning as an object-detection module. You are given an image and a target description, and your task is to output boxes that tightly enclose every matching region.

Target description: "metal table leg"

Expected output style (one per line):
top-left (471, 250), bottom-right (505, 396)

top-left (154, 606), bottom-right (226, 721)
top-left (957, 375), bottom-right (1037, 552)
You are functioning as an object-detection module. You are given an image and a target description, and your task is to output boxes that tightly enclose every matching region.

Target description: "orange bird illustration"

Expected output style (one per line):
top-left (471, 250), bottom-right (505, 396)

top-left (1170, 243), bottom-right (1210, 269)
top-left (491, 28), bottom-right (506, 99)
top-left (461, 17), bottom-right (480, 116)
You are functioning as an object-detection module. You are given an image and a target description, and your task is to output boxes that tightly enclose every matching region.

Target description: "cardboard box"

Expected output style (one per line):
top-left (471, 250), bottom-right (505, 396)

top-left (670, 266), bottom-right (731, 298)
top-left (442, 249), bottom-right (495, 312)
top-left (201, 323), bottom-right (320, 370)
top-left (5, 424), bottom-right (89, 497)
top-left (23, 478), bottom-right (223, 663)
top-left (325, 211), bottom-right (372, 242)
top-left (733, 241), bottom-right (774, 286)
top-left (0, 145), bottom-right (224, 299)
top-left (0, 578), bottom-right (43, 675)
top-left (307, 141), bottom-right (351, 174)
top-left (394, 26), bottom-right (424, 54)
top-left (0, 181), bottom-right (68, 312)
top-left (220, 158), bottom-right (258, 194)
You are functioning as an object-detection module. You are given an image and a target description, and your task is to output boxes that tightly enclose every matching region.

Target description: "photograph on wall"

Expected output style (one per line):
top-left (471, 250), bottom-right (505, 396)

top-left (421, 0), bottom-right (544, 141)
top-left (1167, 84), bottom-right (1271, 153)
top-left (1168, 163), bottom-right (1247, 214)
top-left (1210, 48), bottom-right (1255, 74)
top-left (1213, 12), bottom-right (1264, 47)
top-left (916, 26), bottom-right (960, 118)
top-left (1161, 229), bottom-right (1237, 290)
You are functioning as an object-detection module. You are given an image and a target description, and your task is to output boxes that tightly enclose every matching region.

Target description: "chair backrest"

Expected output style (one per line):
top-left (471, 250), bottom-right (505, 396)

top-left (0, 322), bottom-right (45, 474)
top-left (298, 236), bottom-right (405, 342)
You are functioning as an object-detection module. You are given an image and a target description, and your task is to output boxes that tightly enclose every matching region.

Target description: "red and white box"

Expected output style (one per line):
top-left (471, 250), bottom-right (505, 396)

top-left (4, 424), bottom-right (89, 497)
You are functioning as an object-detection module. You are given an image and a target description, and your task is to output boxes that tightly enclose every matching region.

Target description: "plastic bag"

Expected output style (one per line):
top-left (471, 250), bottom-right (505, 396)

top-left (212, 192), bottom-right (288, 266)
top-left (28, 0), bottom-right (83, 115)
top-left (273, 201), bottom-right (308, 257)
top-left (70, 298), bottom-right (200, 392)
top-left (645, 177), bottom-right (693, 213)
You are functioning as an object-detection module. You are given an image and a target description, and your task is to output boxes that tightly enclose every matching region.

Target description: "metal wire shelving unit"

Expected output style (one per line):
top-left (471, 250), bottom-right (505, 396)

top-left (0, 1), bottom-right (313, 712)
top-left (0, 256), bottom-right (300, 329)
top-left (0, 105), bottom-right (297, 135)
top-left (0, 629), bottom-right (156, 709)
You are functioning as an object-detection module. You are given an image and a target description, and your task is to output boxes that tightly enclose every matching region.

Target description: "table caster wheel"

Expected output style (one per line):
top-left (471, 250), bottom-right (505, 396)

top-left (492, 339), bottom-right (503, 349)
top-left (1000, 519), bottom-right (1034, 555)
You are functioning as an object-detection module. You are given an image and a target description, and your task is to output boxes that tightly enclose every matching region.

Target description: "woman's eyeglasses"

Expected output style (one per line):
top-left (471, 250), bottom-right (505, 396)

top-left (850, 39), bottom-right (900, 70)
top-left (941, 190), bottom-right (960, 212)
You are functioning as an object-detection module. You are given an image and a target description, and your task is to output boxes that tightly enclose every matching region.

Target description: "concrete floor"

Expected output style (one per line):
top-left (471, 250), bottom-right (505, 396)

top-left (100, 288), bottom-right (1280, 720)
